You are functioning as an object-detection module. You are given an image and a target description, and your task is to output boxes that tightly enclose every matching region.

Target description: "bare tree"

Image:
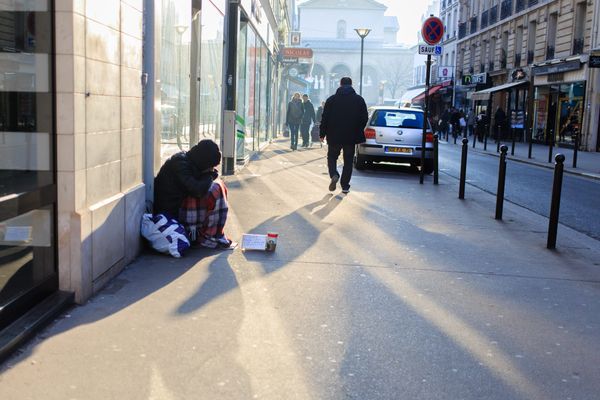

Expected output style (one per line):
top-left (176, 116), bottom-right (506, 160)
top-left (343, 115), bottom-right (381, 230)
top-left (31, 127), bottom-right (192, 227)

top-left (381, 56), bottom-right (413, 99)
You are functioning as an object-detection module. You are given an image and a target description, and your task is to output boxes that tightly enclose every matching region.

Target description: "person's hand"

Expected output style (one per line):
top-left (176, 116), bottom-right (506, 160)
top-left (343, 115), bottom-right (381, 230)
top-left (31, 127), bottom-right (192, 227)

top-left (319, 136), bottom-right (325, 142)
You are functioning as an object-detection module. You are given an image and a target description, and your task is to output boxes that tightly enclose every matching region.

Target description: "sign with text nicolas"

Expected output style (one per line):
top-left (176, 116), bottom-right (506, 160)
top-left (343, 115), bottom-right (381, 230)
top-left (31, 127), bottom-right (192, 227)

top-left (282, 47), bottom-right (313, 59)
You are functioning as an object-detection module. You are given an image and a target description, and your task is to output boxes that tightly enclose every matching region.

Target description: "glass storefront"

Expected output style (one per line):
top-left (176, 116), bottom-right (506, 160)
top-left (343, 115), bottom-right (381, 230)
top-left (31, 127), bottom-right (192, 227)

top-left (0, 1), bottom-right (57, 330)
top-left (159, 0), bottom-right (192, 164)
top-left (235, 19), bottom-right (272, 161)
top-left (533, 82), bottom-right (585, 146)
top-left (194, 0), bottom-right (225, 143)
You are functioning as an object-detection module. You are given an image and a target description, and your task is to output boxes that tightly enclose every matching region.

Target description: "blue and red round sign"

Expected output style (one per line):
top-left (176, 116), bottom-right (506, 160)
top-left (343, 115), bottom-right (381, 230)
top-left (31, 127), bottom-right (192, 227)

top-left (421, 16), bottom-right (444, 45)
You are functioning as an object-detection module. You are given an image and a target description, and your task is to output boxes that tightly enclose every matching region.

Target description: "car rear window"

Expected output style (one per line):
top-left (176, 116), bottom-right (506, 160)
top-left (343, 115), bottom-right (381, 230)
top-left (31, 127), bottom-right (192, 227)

top-left (370, 110), bottom-right (426, 129)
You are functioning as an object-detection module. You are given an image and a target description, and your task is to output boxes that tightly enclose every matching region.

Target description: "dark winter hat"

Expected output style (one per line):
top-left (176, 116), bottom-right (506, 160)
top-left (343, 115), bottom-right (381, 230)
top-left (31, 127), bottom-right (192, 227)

top-left (187, 139), bottom-right (221, 171)
top-left (340, 77), bottom-right (352, 86)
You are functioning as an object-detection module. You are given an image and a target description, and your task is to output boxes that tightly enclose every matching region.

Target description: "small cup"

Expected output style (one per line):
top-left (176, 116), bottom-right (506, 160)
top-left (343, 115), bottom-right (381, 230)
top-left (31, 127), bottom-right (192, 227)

top-left (266, 232), bottom-right (278, 251)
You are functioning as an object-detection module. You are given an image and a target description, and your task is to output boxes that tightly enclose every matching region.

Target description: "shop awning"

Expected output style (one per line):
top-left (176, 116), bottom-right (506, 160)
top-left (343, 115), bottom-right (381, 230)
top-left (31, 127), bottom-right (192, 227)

top-left (412, 85), bottom-right (443, 102)
top-left (399, 87), bottom-right (426, 105)
top-left (471, 80), bottom-right (529, 101)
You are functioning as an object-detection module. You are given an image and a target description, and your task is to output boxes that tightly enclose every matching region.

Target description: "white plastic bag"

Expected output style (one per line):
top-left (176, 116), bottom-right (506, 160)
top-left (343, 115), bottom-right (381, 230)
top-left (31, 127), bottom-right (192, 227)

top-left (141, 213), bottom-right (190, 258)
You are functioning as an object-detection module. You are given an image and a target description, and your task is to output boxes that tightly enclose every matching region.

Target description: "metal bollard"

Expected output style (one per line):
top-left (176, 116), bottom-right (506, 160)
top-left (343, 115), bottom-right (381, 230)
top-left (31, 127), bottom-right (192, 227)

top-left (547, 130), bottom-right (554, 163)
top-left (547, 154), bottom-right (565, 249)
top-left (459, 138), bottom-right (468, 199)
top-left (573, 131), bottom-right (579, 168)
top-left (495, 145), bottom-right (508, 220)
top-left (433, 134), bottom-right (439, 185)
top-left (528, 128), bottom-right (533, 159)
top-left (496, 127), bottom-right (501, 153)
top-left (472, 131), bottom-right (476, 148)
top-left (453, 129), bottom-right (457, 144)
top-left (511, 127), bottom-right (516, 156)
top-left (483, 126), bottom-right (488, 151)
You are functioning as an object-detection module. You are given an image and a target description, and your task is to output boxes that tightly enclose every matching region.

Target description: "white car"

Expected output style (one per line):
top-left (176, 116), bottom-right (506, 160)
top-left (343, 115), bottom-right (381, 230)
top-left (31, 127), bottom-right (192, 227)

top-left (354, 106), bottom-right (434, 173)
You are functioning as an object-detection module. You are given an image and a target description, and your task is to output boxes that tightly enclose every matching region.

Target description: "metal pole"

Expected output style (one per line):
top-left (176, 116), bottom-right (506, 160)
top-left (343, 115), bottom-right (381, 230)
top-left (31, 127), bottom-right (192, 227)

top-left (511, 127), bottom-right (516, 156)
top-left (548, 129), bottom-right (554, 163)
top-left (359, 37), bottom-right (364, 96)
top-left (496, 125), bottom-right (501, 153)
top-left (420, 54), bottom-right (431, 184)
top-left (484, 122), bottom-right (488, 151)
top-left (573, 130), bottom-right (579, 168)
top-left (433, 133), bottom-right (439, 185)
top-left (459, 138), bottom-right (468, 199)
top-left (547, 154), bottom-right (565, 249)
top-left (528, 127), bottom-right (533, 159)
top-left (495, 145), bottom-right (508, 220)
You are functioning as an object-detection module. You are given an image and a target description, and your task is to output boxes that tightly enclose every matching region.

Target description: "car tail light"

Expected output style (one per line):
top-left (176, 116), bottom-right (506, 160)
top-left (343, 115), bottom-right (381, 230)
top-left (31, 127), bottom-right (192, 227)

top-left (364, 128), bottom-right (376, 139)
top-left (426, 133), bottom-right (434, 142)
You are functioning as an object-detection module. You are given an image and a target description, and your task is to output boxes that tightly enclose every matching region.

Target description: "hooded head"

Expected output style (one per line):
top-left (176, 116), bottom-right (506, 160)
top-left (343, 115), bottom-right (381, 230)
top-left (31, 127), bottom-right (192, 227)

top-left (187, 139), bottom-right (221, 171)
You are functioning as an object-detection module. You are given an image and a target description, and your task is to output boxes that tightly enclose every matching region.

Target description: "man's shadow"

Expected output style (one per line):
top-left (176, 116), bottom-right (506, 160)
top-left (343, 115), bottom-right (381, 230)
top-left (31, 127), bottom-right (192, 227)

top-left (175, 193), bottom-right (344, 314)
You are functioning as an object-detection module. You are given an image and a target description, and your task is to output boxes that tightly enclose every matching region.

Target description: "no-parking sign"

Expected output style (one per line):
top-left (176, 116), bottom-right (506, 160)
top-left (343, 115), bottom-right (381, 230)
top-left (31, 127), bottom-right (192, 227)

top-left (421, 16), bottom-right (444, 45)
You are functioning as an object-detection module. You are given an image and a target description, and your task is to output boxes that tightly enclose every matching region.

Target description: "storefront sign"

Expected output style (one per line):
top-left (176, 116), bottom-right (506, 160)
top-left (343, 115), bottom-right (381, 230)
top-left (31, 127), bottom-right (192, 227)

top-left (462, 73), bottom-right (487, 85)
top-left (290, 31), bottom-right (301, 46)
top-left (282, 47), bottom-right (313, 58)
top-left (438, 66), bottom-right (453, 80)
top-left (532, 60), bottom-right (580, 76)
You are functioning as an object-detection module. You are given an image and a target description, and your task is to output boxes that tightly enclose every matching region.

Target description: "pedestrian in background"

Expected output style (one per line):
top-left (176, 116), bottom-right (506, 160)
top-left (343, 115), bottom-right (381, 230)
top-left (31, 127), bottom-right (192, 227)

top-left (312, 101), bottom-right (325, 148)
top-left (286, 92), bottom-right (304, 150)
top-left (467, 108), bottom-right (476, 137)
top-left (494, 106), bottom-right (506, 140)
top-left (319, 77), bottom-right (368, 194)
top-left (300, 94), bottom-right (316, 148)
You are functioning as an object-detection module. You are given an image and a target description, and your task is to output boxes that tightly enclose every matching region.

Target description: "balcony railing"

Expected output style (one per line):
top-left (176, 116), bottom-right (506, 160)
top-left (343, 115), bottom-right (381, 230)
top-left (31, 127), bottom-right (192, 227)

top-left (515, 52), bottom-right (521, 67)
top-left (490, 5), bottom-right (498, 24)
top-left (516, 0), bottom-right (526, 12)
top-left (546, 45), bottom-right (555, 59)
top-left (481, 10), bottom-right (489, 29)
top-left (527, 50), bottom-right (534, 64)
top-left (573, 38), bottom-right (584, 55)
top-left (528, 0), bottom-right (539, 6)
top-left (459, 22), bottom-right (467, 39)
top-left (501, 0), bottom-right (513, 20)
top-left (470, 17), bottom-right (478, 34)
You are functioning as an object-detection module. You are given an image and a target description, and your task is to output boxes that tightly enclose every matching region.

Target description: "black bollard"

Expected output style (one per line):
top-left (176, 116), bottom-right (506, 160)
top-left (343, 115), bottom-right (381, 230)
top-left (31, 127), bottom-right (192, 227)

top-left (459, 138), bottom-right (468, 199)
top-left (472, 132), bottom-right (476, 148)
top-left (547, 154), bottom-right (565, 249)
top-left (511, 127), bottom-right (516, 156)
top-left (528, 128), bottom-right (533, 159)
top-left (573, 131), bottom-right (579, 168)
top-left (548, 130), bottom-right (554, 163)
top-left (453, 129), bottom-right (457, 144)
top-left (495, 145), bottom-right (508, 220)
top-left (483, 125), bottom-right (488, 151)
top-left (433, 134), bottom-right (439, 185)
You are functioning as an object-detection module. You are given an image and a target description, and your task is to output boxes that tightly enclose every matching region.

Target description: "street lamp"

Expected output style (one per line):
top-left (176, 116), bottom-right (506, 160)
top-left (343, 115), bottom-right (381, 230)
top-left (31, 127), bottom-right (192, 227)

top-left (354, 28), bottom-right (371, 96)
top-left (175, 25), bottom-right (188, 149)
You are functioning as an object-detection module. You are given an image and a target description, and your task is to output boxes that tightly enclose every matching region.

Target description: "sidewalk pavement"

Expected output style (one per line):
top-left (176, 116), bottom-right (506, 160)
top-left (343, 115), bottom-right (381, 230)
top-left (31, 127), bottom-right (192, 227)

top-left (441, 135), bottom-right (600, 180)
top-left (1, 138), bottom-right (599, 399)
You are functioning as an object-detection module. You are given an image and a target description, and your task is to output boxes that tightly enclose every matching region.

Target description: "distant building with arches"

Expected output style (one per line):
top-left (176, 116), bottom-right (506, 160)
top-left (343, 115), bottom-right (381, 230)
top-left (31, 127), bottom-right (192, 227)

top-left (297, 0), bottom-right (413, 105)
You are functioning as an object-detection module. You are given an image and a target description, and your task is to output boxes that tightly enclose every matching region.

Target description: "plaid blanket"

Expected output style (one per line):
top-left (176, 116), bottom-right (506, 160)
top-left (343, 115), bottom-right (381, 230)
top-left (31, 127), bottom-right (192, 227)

top-left (179, 179), bottom-right (229, 247)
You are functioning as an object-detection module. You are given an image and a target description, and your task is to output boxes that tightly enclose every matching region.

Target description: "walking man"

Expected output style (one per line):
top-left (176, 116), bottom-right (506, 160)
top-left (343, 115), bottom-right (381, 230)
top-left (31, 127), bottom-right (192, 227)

top-left (300, 94), bottom-right (316, 148)
top-left (319, 77), bottom-right (368, 194)
top-left (286, 92), bottom-right (304, 150)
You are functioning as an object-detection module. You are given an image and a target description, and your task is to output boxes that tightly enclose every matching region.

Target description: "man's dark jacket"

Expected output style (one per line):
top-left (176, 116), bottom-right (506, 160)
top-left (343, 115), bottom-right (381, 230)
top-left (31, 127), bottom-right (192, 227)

top-left (153, 152), bottom-right (215, 218)
top-left (301, 101), bottom-right (316, 125)
top-left (319, 85), bottom-right (368, 144)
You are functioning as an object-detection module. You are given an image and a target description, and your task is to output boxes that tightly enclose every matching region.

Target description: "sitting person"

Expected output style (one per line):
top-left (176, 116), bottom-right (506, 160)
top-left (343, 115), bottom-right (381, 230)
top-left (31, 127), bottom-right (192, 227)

top-left (153, 139), bottom-right (232, 249)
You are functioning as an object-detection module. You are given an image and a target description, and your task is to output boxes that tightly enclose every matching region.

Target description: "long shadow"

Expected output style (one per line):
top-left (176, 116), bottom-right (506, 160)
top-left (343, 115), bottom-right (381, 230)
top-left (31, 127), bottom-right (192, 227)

top-left (174, 193), bottom-right (343, 316)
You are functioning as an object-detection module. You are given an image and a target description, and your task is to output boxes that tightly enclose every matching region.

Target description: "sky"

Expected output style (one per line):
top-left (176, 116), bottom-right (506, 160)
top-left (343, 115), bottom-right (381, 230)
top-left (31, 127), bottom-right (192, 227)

top-left (379, 0), bottom-right (432, 45)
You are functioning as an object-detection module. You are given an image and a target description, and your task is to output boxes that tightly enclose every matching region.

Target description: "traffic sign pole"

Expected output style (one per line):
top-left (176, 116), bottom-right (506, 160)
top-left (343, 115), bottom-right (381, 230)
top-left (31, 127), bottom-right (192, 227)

top-left (420, 54), bottom-right (431, 185)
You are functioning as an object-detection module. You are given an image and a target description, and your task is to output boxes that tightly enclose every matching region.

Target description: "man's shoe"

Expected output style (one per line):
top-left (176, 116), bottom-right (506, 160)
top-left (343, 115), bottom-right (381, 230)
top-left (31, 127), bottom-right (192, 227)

top-left (342, 189), bottom-right (350, 194)
top-left (329, 175), bottom-right (339, 192)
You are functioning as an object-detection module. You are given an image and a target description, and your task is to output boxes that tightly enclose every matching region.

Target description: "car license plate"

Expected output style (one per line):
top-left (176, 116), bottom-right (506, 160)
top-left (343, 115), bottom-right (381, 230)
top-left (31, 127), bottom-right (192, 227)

top-left (385, 146), bottom-right (412, 154)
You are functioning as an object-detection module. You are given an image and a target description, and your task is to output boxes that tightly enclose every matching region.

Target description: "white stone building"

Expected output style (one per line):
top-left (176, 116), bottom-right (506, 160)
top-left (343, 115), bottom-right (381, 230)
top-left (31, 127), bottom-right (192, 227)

top-left (297, 0), bottom-right (413, 106)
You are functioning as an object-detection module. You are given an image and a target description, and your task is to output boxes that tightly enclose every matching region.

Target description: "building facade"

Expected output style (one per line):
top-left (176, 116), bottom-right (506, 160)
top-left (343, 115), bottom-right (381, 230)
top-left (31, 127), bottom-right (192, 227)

top-left (456, 0), bottom-right (598, 151)
top-left (297, 0), bottom-right (413, 106)
top-left (0, 0), bottom-right (289, 354)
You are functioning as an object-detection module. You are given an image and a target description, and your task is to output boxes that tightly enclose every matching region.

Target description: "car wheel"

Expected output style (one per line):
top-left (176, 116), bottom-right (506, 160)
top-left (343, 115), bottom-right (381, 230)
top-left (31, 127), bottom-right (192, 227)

top-left (354, 153), bottom-right (368, 170)
top-left (422, 159), bottom-right (434, 175)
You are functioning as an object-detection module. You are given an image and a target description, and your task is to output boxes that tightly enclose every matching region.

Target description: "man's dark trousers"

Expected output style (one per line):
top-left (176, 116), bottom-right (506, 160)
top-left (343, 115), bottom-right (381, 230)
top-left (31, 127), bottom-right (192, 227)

top-left (327, 143), bottom-right (355, 190)
top-left (289, 123), bottom-right (299, 150)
